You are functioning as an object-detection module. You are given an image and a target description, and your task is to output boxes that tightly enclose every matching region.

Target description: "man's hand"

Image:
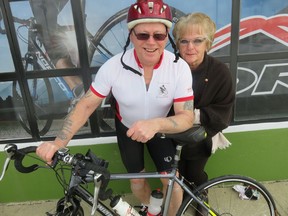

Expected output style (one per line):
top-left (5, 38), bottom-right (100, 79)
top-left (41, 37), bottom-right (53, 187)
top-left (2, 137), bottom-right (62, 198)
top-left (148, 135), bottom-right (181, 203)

top-left (127, 120), bottom-right (159, 143)
top-left (36, 141), bottom-right (61, 163)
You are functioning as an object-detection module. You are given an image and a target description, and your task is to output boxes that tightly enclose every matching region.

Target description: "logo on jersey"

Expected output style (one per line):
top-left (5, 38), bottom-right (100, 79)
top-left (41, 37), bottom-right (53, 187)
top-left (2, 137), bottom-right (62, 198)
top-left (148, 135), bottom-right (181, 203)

top-left (157, 84), bottom-right (168, 98)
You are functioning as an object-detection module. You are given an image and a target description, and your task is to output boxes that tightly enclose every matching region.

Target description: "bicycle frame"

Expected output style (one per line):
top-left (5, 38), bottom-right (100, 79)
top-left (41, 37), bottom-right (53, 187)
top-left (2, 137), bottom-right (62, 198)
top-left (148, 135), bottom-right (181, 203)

top-left (64, 144), bottom-right (212, 216)
top-left (18, 14), bottom-right (110, 105)
top-left (1, 130), bottom-right (277, 216)
top-left (23, 17), bottom-right (74, 101)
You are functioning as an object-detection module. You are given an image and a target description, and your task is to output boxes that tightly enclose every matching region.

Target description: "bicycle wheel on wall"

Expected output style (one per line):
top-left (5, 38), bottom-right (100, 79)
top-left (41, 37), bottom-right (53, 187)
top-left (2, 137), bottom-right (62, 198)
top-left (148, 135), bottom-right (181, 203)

top-left (12, 78), bottom-right (54, 136)
top-left (177, 175), bottom-right (277, 216)
top-left (88, 6), bottom-right (185, 67)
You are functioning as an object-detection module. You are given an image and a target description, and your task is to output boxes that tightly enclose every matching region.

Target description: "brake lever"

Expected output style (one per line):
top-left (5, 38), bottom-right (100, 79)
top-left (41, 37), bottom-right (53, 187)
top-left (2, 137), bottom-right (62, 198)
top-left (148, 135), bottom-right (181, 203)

top-left (0, 144), bottom-right (18, 181)
top-left (91, 173), bottom-right (102, 216)
top-left (4, 144), bottom-right (18, 159)
top-left (0, 158), bottom-right (11, 181)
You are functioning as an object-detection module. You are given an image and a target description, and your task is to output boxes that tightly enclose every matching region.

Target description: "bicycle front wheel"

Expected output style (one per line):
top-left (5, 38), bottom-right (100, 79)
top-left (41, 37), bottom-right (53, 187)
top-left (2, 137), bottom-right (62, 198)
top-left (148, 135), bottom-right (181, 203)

top-left (177, 175), bottom-right (277, 216)
top-left (12, 78), bottom-right (54, 136)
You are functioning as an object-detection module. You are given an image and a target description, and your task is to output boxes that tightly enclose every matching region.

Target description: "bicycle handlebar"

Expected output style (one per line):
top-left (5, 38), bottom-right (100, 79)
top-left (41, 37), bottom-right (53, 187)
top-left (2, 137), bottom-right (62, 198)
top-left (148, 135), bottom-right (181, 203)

top-left (4, 144), bottom-right (39, 173)
top-left (5, 126), bottom-right (206, 173)
top-left (4, 143), bottom-right (112, 200)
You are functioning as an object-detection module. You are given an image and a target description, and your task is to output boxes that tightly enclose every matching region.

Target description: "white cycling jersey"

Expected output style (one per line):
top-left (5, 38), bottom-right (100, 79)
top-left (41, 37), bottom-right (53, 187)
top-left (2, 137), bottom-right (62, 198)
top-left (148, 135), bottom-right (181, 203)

top-left (90, 48), bottom-right (193, 128)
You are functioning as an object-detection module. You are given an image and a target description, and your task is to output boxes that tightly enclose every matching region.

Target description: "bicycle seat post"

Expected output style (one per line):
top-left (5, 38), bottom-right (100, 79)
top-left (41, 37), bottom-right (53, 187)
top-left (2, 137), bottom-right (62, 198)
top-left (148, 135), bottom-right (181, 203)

top-left (161, 144), bottom-right (183, 216)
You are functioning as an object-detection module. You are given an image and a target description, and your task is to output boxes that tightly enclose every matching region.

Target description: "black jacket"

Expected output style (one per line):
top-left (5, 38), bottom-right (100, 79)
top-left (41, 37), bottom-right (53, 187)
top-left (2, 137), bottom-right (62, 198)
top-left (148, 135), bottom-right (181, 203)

top-left (175, 53), bottom-right (235, 159)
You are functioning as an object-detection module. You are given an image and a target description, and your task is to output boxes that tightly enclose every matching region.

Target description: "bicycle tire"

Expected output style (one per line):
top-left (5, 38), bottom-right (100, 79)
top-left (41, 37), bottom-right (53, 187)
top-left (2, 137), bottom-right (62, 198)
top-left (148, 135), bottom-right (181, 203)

top-left (12, 78), bottom-right (54, 136)
top-left (60, 206), bottom-right (84, 216)
top-left (88, 6), bottom-right (185, 67)
top-left (53, 197), bottom-right (85, 216)
top-left (177, 175), bottom-right (277, 216)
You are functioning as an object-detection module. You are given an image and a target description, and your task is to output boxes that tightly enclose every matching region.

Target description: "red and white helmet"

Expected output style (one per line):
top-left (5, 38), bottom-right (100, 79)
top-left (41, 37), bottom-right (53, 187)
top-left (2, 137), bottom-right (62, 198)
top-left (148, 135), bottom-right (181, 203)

top-left (127, 0), bottom-right (173, 30)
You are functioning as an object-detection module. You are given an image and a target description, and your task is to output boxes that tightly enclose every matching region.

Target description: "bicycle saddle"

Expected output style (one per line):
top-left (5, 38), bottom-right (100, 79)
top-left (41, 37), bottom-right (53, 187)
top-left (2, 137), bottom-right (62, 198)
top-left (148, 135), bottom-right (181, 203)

top-left (157, 125), bottom-right (207, 145)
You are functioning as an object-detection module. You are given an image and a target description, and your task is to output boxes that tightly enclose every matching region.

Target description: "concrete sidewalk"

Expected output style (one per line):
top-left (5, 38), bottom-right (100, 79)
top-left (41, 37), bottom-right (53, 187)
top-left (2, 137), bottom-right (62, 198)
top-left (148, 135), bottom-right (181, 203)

top-left (1, 181), bottom-right (288, 215)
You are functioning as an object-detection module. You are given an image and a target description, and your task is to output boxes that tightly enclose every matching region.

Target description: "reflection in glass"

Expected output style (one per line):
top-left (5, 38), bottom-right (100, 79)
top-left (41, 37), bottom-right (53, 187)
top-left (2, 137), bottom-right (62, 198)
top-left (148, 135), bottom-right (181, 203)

top-left (0, 78), bottom-right (85, 139)
top-left (10, 0), bottom-right (79, 71)
top-left (13, 79), bottom-right (53, 136)
top-left (86, 0), bottom-right (233, 66)
top-left (0, 81), bottom-right (31, 140)
top-left (0, 9), bottom-right (15, 72)
top-left (11, 76), bottom-right (89, 137)
top-left (87, 6), bottom-right (185, 67)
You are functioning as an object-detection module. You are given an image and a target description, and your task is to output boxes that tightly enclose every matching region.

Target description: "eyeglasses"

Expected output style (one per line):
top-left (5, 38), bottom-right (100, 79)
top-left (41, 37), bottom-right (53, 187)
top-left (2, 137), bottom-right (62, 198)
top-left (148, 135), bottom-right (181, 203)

top-left (132, 29), bottom-right (168, 41)
top-left (179, 38), bottom-right (207, 46)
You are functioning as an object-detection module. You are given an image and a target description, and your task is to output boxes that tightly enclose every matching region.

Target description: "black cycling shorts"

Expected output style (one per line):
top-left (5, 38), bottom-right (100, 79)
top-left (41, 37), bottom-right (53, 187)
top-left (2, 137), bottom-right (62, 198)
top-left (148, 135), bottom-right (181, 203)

top-left (115, 117), bottom-right (176, 173)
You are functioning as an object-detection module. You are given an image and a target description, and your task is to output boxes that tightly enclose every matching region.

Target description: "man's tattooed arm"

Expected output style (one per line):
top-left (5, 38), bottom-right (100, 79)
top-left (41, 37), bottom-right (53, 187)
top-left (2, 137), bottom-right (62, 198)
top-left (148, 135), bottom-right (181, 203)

top-left (184, 100), bottom-right (194, 111)
top-left (166, 100), bottom-right (194, 130)
top-left (56, 118), bottom-right (73, 141)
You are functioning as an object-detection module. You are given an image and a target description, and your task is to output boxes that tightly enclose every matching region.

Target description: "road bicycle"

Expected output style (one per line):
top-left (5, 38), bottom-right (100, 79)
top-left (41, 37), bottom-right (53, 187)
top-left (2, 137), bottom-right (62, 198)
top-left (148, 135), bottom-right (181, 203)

top-left (0, 5), bottom-right (185, 136)
top-left (0, 126), bottom-right (278, 215)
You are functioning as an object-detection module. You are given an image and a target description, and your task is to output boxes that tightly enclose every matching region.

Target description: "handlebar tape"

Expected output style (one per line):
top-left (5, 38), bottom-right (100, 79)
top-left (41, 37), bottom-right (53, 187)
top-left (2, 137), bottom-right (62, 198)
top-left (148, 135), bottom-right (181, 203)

top-left (14, 146), bottom-right (39, 173)
top-left (156, 126), bottom-right (207, 144)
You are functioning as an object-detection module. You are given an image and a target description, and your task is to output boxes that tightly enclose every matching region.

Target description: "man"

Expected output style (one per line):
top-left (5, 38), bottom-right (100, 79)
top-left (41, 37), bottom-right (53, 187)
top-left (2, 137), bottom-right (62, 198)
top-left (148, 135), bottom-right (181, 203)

top-left (36, 0), bottom-right (194, 215)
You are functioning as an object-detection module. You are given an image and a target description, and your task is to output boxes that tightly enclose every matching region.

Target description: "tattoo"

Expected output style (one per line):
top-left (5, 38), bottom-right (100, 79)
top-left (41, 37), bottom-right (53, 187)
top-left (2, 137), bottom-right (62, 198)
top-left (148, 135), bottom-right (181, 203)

top-left (65, 108), bottom-right (75, 119)
top-left (62, 119), bottom-right (73, 134)
top-left (168, 118), bottom-right (178, 128)
top-left (57, 131), bottom-right (68, 141)
top-left (184, 100), bottom-right (194, 111)
top-left (57, 117), bottom-right (73, 141)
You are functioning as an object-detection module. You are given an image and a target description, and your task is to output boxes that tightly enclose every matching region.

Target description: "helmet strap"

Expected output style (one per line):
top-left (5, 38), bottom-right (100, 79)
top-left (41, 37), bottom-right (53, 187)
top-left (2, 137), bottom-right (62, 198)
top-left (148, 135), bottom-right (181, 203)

top-left (168, 33), bottom-right (179, 63)
top-left (120, 31), bottom-right (179, 75)
top-left (121, 31), bottom-right (142, 76)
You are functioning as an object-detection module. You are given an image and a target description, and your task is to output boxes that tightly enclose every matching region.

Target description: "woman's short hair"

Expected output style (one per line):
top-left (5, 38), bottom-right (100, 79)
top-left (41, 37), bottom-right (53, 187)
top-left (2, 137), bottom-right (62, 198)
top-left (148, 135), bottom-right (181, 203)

top-left (173, 12), bottom-right (216, 51)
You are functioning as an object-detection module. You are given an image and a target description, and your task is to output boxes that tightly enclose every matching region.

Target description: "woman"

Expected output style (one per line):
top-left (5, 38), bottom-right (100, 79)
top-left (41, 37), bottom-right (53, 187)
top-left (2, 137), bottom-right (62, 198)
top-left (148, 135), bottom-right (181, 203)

top-left (172, 12), bottom-right (235, 213)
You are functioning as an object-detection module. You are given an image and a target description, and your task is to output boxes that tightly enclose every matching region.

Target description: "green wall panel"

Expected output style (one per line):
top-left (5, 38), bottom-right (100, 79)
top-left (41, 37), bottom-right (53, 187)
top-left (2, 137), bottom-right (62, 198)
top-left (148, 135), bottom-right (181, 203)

top-left (0, 128), bottom-right (287, 203)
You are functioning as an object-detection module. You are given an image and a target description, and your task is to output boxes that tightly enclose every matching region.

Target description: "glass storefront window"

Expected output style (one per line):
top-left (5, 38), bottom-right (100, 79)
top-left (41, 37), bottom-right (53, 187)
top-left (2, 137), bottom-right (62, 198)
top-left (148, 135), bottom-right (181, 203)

top-left (3, 76), bottom-right (89, 139)
top-left (10, 0), bottom-right (79, 71)
top-left (0, 81), bottom-right (32, 140)
top-left (0, 9), bottom-right (15, 73)
top-left (87, 0), bottom-right (232, 66)
top-left (239, 0), bottom-right (288, 54)
top-left (235, 59), bottom-right (288, 121)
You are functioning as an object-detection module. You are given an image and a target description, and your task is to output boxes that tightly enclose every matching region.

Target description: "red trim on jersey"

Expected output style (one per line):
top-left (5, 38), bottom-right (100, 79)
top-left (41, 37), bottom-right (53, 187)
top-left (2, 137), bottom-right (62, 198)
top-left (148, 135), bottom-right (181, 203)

top-left (174, 95), bottom-right (194, 102)
top-left (90, 86), bottom-right (106, 98)
top-left (134, 49), bottom-right (163, 69)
